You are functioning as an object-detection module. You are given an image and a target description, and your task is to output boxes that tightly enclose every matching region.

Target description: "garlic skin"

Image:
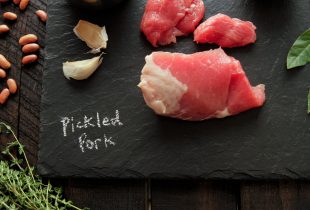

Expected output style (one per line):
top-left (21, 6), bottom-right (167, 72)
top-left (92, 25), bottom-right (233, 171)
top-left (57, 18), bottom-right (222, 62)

top-left (73, 20), bottom-right (108, 52)
top-left (63, 55), bottom-right (103, 80)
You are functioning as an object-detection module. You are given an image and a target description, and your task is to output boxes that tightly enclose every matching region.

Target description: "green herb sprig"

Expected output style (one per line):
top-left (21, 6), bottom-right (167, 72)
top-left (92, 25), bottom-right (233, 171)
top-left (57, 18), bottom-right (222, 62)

top-left (0, 122), bottom-right (88, 210)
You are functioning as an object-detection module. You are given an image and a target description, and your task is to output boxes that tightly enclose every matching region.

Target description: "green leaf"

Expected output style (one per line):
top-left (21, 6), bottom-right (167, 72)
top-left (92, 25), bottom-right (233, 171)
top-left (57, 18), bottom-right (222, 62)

top-left (18, 144), bottom-right (24, 155)
top-left (308, 89), bottom-right (310, 114)
top-left (287, 28), bottom-right (310, 69)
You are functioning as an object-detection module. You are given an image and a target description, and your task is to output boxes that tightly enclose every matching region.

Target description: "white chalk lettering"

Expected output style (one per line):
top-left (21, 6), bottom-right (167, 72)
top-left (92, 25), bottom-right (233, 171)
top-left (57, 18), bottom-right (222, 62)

top-left (61, 110), bottom-right (122, 153)
top-left (96, 112), bottom-right (101, 128)
top-left (94, 138), bottom-right (101, 149)
top-left (102, 117), bottom-right (110, 126)
top-left (78, 133), bottom-right (115, 153)
top-left (79, 133), bottom-right (87, 153)
top-left (86, 139), bottom-right (94, 149)
top-left (61, 110), bottom-right (123, 137)
top-left (111, 110), bottom-right (123, 126)
top-left (71, 117), bottom-right (75, 133)
top-left (61, 117), bottom-right (70, 137)
top-left (84, 115), bottom-right (95, 128)
top-left (76, 121), bottom-right (84, 129)
top-left (103, 134), bottom-right (115, 148)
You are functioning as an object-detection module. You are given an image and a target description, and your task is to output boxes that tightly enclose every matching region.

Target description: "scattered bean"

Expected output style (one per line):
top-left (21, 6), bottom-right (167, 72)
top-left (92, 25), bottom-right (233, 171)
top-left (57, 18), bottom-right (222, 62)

top-left (7, 79), bottom-right (17, 94)
top-left (0, 54), bottom-right (11, 69)
top-left (0, 69), bottom-right (6, 78)
top-left (0, 88), bottom-right (10, 105)
top-left (22, 54), bottom-right (38, 65)
top-left (22, 43), bottom-right (40, 53)
top-left (0, 24), bottom-right (10, 34)
top-left (3, 12), bottom-right (17, 21)
top-left (19, 34), bottom-right (38, 45)
top-left (36, 10), bottom-right (48, 23)
top-left (19, 0), bottom-right (29, 10)
top-left (13, 0), bottom-right (21, 4)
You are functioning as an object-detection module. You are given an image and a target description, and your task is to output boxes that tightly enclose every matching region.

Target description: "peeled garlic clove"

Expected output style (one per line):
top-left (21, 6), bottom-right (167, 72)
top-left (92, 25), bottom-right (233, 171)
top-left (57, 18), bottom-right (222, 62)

top-left (63, 55), bottom-right (103, 80)
top-left (74, 20), bottom-right (108, 51)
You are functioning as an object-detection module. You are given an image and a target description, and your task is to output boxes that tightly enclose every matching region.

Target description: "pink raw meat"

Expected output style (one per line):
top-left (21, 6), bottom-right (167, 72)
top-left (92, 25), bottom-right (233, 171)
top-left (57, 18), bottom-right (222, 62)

top-left (194, 13), bottom-right (257, 48)
top-left (138, 48), bottom-right (265, 121)
top-left (141, 0), bottom-right (205, 47)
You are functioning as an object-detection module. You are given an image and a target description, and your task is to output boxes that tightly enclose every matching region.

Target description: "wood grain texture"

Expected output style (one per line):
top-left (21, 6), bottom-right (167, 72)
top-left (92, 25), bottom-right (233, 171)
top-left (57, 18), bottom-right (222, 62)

top-left (65, 179), bottom-right (146, 210)
top-left (241, 181), bottom-right (310, 210)
top-left (151, 180), bottom-right (238, 210)
top-left (17, 0), bottom-right (46, 166)
top-left (0, 2), bottom-right (23, 146)
top-left (0, 0), bottom-right (46, 164)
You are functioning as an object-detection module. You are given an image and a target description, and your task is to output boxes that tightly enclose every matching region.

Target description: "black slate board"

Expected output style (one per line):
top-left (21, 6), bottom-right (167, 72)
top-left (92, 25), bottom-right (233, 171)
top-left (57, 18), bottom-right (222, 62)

top-left (39, 0), bottom-right (310, 179)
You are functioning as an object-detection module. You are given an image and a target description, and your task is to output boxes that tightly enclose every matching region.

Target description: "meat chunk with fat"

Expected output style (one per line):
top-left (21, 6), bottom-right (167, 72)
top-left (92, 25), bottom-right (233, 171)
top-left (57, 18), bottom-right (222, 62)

top-left (194, 13), bottom-right (257, 48)
top-left (141, 0), bottom-right (205, 47)
top-left (138, 48), bottom-right (265, 121)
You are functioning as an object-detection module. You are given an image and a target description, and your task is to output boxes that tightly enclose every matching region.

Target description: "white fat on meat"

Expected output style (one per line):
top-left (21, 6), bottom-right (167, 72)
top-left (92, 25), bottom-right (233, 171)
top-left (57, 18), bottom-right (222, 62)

top-left (214, 108), bottom-right (230, 119)
top-left (138, 54), bottom-right (188, 115)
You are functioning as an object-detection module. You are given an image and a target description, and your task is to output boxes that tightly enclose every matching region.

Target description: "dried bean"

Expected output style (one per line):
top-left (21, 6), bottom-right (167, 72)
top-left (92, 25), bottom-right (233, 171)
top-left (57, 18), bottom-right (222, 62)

top-left (0, 69), bottom-right (6, 78)
top-left (0, 54), bottom-right (11, 69)
top-left (7, 79), bottom-right (17, 94)
top-left (36, 10), bottom-right (48, 22)
top-left (0, 88), bottom-right (10, 105)
top-left (22, 43), bottom-right (40, 53)
top-left (19, 34), bottom-right (38, 45)
top-left (19, 0), bottom-right (29, 10)
top-left (22, 54), bottom-right (38, 65)
top-left (3, 12), bottom-right (17, 21)
top-left (0, 24), bottom-right (10, 34)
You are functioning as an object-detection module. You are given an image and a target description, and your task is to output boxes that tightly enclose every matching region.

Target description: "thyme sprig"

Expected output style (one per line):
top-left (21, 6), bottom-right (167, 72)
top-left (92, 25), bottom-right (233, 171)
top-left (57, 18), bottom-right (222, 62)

top-left (0, 122), bottom-right (88, 210)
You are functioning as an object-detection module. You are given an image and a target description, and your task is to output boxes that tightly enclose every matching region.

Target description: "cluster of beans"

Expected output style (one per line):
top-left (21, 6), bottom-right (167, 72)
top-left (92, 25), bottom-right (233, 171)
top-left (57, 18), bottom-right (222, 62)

top-left (0, 55), bottom-right (16, 104)
top-left (0, 0), bottom-right (47, 104)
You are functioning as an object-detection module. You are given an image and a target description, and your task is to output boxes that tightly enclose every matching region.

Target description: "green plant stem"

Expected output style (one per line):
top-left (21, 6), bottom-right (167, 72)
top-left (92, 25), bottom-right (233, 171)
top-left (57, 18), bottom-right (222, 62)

top-left (6, 149), bottom-right (42, 206)
top-left (3, 123), bottom-right (35, 181)
top-left (0, 201), bottom-right (11, 210)
top-left (2, 123), bottom-right (48, 207)
top-left (45, 181), bottom-right (51, 209)
top-left (50, 195), bottom-right (83, 210)
top-left (0, 122), bottom-right (87, 210)
top-left (6, 175), bottom-right (38, 210)
top-left (7, 152), bottom-right (23, 171)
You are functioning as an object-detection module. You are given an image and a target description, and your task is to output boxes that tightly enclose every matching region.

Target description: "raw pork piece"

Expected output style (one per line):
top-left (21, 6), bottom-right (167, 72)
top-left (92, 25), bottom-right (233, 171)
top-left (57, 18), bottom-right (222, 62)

top-left (194, 13), bottom-right (257, 48)
top-left (138, 48), bottom-right (265, 121)
top-left (141, 0), bottom-right (205, 47)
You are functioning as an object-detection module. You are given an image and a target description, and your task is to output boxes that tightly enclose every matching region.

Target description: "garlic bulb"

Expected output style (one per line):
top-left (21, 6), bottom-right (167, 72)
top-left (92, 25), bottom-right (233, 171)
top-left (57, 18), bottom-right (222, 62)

top-left (63, 54), bottom-right (103, 80)
top-left (73, 20), bottom-right (108, 52)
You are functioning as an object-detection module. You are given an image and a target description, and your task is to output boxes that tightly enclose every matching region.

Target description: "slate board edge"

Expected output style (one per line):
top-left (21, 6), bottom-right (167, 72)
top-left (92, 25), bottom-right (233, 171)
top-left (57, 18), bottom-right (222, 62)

top-left (38, 0), bottom-right (310, 179)
top-left (38, 163), bottom-right (310, 180)
top-left (38, 0), bottom-right (59, 178)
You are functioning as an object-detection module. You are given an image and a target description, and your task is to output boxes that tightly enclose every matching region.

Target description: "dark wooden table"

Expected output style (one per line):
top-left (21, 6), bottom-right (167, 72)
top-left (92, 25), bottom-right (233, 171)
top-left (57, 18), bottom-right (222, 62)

top-left (1, 1), bottom-right (310, 209)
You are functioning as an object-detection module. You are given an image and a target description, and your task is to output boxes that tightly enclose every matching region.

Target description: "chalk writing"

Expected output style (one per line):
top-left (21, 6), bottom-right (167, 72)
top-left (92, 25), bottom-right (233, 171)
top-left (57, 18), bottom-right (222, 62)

top-left (61, 110), bottom-right (122, 137)
top-left (60, 110), bottom-right (122, 152)
top-left (79, 133), bottom-right (116, 153)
